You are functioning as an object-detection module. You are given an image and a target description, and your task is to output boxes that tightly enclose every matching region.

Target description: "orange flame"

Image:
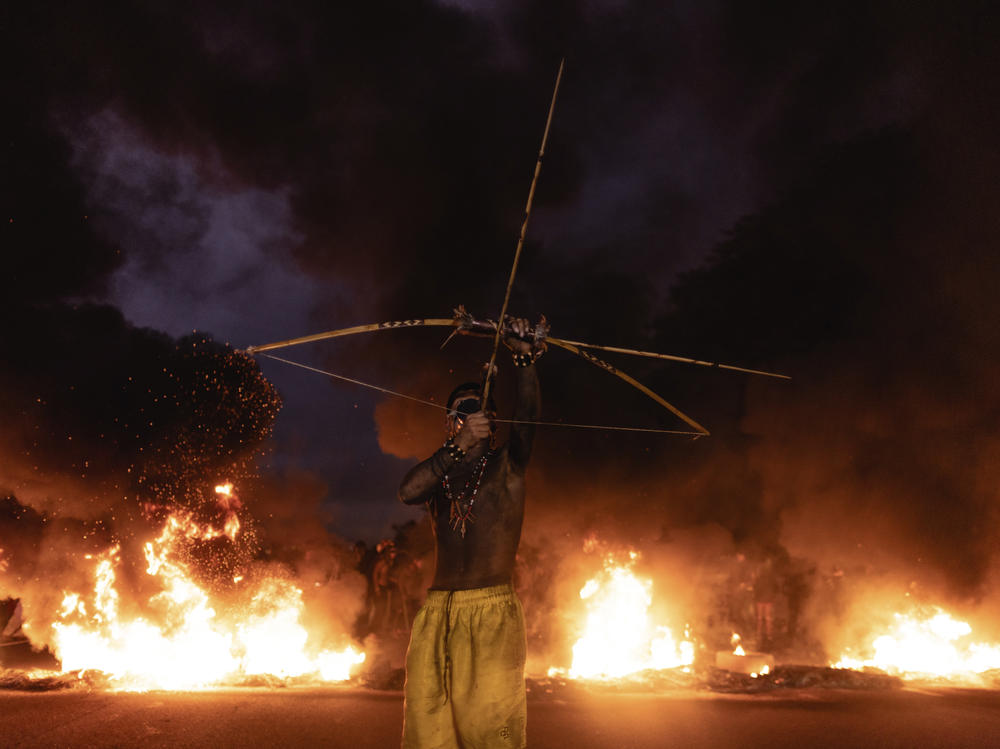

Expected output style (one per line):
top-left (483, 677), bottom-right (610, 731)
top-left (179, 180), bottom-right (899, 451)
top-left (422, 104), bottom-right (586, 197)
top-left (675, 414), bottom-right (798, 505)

top-left (47, 491), bottom-right (364, 691)
top-left (731, 633), bottom-right (746, 656)
top-left (834, 607), bottom-right (1000, 679)
top-left (551, 550), bottom-right (694, 679)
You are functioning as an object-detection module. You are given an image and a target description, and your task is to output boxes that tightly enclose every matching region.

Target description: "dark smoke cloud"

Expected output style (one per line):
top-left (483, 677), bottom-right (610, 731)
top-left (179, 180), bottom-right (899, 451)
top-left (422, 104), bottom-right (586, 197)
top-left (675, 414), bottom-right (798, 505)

top-left (0, 303), bottom-right (280, 516)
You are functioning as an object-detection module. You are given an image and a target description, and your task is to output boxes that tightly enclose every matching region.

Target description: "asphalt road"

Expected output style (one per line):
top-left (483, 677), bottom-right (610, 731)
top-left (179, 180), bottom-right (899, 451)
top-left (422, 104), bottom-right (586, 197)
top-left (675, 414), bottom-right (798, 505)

top-left (1, 686), bottom-right (999, 748)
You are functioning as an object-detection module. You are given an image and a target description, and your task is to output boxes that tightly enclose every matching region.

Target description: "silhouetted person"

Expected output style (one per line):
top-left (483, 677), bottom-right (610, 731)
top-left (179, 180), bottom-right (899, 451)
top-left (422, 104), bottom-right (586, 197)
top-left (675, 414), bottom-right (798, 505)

top-left (370, 539), bottom-right (398, 636)
top-left (754, 556), bottom-right (780, 649)
top-left (783, 558), bottom-right (814, 643)
top-left (727, 551), bottom-right (754, 635)
top-left (351, 541), bottom-right (377, 638)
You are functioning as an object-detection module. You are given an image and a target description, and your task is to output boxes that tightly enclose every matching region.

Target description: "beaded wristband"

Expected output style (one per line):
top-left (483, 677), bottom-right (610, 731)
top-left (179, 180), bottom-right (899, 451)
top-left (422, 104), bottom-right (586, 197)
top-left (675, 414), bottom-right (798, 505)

top-left (512, 351), bottom-right (533, 368)
top-left (443, 438), bottom-right (467, 462)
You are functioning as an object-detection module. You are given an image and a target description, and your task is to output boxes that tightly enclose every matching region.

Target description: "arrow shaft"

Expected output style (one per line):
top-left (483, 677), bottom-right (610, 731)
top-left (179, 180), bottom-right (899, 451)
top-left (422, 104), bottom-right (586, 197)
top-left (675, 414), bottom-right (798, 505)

top-left (482, 59), bottom-right (565, 406)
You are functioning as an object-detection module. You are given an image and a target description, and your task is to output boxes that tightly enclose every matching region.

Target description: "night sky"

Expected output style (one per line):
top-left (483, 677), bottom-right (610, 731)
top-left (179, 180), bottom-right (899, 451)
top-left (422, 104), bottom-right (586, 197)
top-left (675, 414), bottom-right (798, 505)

top-left (4, 0), bottom-right (1000, 619)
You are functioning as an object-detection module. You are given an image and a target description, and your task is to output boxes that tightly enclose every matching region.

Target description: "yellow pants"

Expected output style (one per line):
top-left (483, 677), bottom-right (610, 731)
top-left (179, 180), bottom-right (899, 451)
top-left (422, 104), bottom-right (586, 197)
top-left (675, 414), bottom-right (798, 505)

top-left (402, 584), bottom-right (526, 749)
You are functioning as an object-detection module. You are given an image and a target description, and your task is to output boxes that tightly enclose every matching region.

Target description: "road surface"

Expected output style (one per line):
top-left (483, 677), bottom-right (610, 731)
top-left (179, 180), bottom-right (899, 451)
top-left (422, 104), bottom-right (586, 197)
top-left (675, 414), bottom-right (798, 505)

top-left (2, 685), bottom-right (1000, 748)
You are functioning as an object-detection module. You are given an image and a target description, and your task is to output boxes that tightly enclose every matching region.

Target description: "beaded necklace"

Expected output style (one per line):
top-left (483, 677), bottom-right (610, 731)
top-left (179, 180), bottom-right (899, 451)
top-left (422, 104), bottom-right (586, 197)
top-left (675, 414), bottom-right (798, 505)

top-left (442, 451), bottom-right (491, 537)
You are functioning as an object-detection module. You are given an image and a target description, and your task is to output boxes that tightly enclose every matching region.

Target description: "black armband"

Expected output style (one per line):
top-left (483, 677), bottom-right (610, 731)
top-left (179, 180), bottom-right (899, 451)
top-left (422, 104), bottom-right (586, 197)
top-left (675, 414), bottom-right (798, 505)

top-left (512, 352), bottom-right (533, 368)
top-left (430, 440), bottom-right (465, 479)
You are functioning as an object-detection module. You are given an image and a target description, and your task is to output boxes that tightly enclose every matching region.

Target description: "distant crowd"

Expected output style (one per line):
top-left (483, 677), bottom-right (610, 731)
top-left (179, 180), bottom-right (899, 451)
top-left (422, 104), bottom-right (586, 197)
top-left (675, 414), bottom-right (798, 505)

top-left (719, 548), bottom-right (845, 653)
top-left (350, 538), bottom-right (429, 639)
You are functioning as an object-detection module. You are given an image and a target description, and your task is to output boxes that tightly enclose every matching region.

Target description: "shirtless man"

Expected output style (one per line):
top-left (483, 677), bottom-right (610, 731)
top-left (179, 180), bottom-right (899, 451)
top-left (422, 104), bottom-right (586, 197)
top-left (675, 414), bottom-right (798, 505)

top-left (398, 317), bottom-right (541, 749)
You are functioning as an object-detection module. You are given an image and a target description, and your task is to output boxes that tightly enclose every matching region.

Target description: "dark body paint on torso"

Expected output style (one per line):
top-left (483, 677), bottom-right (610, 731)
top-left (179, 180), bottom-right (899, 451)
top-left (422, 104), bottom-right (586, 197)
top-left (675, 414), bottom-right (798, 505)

top-left (427, 444), bottom-right (525, 590)
top-left (397, 363), bottom-right (538, 590)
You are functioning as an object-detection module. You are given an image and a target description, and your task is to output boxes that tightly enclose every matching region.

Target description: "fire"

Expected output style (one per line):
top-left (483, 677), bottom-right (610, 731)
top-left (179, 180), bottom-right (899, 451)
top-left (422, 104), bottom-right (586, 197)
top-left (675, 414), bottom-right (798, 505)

top-left (46, 489), bottom-right (364, 691)
top-left (834, 607), bottom-right (1000, 678)
top-left (731, 633), bottom-right (745, 656)
top-left (716, 632), bottom-right (772, 677)
top-left (554, 551), bottom-right (694, 679)
top-left (214, 482), bottom-right (242, 541)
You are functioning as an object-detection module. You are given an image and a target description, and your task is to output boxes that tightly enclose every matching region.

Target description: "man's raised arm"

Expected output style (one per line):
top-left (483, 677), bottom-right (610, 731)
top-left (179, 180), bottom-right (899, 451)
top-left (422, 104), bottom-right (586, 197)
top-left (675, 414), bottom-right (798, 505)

top-left (508, 362), bottom-right (539, 473)
top-left (505, 315), bottom-right (543, 472)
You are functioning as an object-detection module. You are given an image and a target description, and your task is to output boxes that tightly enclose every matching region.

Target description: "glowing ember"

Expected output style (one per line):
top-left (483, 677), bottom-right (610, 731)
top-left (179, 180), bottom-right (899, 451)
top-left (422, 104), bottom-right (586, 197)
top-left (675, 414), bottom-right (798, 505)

top-left (555, 551), bottom-right (694, 679)
top-left (214, 482), bottom-right (242, 541)
top-left (47, 498), bottom-right (364, 691)
top-left (834, 607), bottom-right (1000, 678)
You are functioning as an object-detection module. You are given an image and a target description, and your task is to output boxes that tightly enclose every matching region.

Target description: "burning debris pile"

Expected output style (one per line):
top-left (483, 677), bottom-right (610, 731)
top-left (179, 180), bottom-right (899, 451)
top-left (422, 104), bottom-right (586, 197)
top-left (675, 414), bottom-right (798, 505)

top-left (44, 497), bottom-right (365, 691)
top-left (528, 665), bottom-right (904, 699)
top-left (1, 500), bottom-right (371, 691)
top-left (0, 329), bottom-right (367, 690)
top-left (507, 529), bottom-right (1000, 695)
top-left (545, 540), bottom-right (694, 680)
top-left (834, 607), bottom-right (1000, 682)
